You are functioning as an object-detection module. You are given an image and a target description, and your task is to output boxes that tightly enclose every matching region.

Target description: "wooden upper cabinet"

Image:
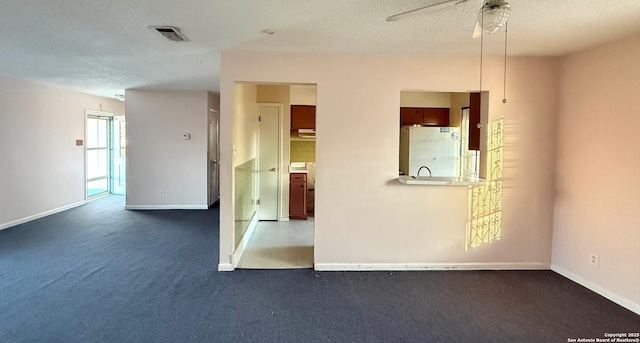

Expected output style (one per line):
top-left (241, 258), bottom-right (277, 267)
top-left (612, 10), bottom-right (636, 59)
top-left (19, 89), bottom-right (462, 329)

top-left (468, 93), bottom-right (481, 151)
top-left (291, 105), bottom-right (316, 129)
top-left (400, 107), bottom-right (423, 126)
top-left (422, 108), bottom-right (450, 126)
top-left (400, 107), bottom-right (449, 126)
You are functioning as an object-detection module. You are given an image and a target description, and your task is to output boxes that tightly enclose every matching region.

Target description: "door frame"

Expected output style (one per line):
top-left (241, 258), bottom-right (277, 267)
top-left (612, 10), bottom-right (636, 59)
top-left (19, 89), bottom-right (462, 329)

top-left (111, 115), bottom-right (126, 195)
top-left (208, 108), bottom-right (220, 206)
top-left (84, 110), bottom-right (114, 201)
top-left (256, 103), bottom-right (285, 221)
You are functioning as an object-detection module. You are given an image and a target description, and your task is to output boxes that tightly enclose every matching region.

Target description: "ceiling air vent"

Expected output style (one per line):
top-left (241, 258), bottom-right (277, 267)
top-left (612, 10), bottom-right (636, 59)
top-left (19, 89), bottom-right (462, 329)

top-left (150, 26), bottom-right (189, 42)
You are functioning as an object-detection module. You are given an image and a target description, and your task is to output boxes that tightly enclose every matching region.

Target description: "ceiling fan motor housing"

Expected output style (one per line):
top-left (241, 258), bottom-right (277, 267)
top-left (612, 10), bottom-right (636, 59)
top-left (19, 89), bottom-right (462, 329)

top-left (479, 0), bottom-right (511, 34)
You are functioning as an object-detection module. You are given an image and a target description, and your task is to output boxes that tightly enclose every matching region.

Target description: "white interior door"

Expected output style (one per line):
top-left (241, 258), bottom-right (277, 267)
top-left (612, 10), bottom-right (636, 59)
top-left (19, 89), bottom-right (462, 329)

top-left (258, 105), bottom-right (280, 220)
top-left (111, 116), bottom-right (126, 195)
top-left (209, 109), bottom-right (220, 205)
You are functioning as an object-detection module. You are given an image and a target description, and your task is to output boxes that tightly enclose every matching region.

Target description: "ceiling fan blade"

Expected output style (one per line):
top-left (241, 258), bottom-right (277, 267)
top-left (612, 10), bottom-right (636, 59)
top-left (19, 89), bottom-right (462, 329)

top-left (472, 20), bottom-right (482, 38)
top-left (386, 0), bottom-right (463, 22)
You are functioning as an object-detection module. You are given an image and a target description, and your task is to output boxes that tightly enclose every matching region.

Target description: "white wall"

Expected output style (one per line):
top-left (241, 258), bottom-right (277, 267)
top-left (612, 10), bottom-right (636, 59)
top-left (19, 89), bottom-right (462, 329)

top-left (220, 52), bottom-right (559, 270)
top-left (125, 90), bottom-right (209, 209)
top-left (400, 91), bottom-right (450, 107)
top-left (290, 85), bottom-right (317, 105)
top-left (0, 75), bottom-right (124, 229)
top-left (552, 32), bottom-right (640, 313)
top-left (217, 83), bottom-right (258, 265)
top-left (232, 84), bottom-right (258, 168)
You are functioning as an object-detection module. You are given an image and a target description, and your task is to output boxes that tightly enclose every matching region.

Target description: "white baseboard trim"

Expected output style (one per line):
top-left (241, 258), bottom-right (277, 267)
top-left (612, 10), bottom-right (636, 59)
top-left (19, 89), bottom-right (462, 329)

top-left (217, 263), bottom-right (234, 272)
top-left (232, 213), bottom-right (259, 268)
top-left (552, 264), bottom-right (640, 315)
top-left (314, 262), bottom-right (550, 272)
top-left (0, 201), bottom-right (86, 231)
top-left (124, 205), bottom-right (209, 210)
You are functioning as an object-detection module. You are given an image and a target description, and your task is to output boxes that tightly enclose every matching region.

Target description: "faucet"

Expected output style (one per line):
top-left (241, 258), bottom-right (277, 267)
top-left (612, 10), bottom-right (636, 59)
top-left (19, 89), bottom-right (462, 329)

top-left (417, 166), bottom-right (432, 177)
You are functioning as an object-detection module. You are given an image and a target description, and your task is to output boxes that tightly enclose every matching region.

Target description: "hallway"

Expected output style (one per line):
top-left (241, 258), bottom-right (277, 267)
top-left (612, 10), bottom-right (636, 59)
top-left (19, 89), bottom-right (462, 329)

top-left (238, 218), bottom-right (314, 269)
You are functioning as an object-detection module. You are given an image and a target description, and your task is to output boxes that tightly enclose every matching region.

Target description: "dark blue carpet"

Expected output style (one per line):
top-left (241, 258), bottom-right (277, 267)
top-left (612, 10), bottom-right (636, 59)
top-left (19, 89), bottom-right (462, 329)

top-left (1, 196), bottom-right (638, 342)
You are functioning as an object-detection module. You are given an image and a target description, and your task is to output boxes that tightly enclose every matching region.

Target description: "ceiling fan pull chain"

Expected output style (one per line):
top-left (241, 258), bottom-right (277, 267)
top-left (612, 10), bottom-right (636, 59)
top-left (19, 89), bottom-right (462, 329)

top-left (479, 9), bottom-right (484, 92)
top-left (503, 22), bottom-right (508, 104)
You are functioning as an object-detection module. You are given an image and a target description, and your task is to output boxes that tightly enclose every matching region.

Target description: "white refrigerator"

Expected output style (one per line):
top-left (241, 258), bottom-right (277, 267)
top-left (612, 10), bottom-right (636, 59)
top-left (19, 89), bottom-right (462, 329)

top-left (400, 126), bottom-right (461, 177)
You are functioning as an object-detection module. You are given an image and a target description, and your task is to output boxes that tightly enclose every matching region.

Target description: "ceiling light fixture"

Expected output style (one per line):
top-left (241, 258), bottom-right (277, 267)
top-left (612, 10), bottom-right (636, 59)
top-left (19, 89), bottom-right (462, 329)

top-left (115, 94), bottom-right (125, 101)
top-left (260, 29), bottom-right (276, 35)
top-left (502, 22), bottom-right (508, 104)
top-left (478, 0), bottom-right (511, 34)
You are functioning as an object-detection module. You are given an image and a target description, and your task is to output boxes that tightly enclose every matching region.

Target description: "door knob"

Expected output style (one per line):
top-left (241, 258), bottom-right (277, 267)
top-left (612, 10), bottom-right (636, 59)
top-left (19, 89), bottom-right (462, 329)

top-left (269, 168), bottom-right (276, 172)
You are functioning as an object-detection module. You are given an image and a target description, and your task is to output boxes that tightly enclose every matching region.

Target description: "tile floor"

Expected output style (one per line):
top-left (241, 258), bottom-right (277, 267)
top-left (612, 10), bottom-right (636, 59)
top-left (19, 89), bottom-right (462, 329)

top-left (237, 217), bottom-right (314, 269)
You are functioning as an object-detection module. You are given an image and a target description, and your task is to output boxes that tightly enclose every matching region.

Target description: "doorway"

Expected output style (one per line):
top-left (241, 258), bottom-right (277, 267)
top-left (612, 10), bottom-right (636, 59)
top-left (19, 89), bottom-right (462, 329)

top-left (209, 109), bottom-right (220, 205)
top-left (86, 114), bottom-right (110, 198)
top-left (85, 111), bottom-right (126, 200)
top-left (235, 84), bottom-right (316, 269)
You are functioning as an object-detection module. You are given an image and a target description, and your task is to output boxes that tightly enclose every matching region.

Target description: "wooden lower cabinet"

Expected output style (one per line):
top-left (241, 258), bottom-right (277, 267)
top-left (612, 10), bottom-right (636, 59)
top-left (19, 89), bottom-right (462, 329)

top-left (289, 173), bottom-right (307, 220)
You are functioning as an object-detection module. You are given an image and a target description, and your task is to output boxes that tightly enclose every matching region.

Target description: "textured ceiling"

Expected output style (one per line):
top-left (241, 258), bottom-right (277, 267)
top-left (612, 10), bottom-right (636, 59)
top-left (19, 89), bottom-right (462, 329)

top-left (1, 0), bottom-right (640, 98)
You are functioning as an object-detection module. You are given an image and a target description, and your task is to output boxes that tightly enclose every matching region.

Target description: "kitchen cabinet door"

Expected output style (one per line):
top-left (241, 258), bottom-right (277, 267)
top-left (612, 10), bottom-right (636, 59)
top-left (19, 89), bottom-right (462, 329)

top-left (291, 105), bottom-right (316, 129)
top-left (401, 107), bottom-right (449, 126)
top-left (289, 173), bottom-right (307, 219)
top-left (469, 93), bottom-right (481, 150)
top-left (400, 107), bottom-right (423, 126)
top-left (422, 108), bottom-right (450, 126)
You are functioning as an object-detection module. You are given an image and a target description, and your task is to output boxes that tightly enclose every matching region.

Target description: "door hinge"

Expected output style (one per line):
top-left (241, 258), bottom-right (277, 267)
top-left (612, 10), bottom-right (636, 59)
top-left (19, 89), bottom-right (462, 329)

top-left (258, 116), bottom-right (261, 122)
top-left (256, 199), bottom-right (260, 205)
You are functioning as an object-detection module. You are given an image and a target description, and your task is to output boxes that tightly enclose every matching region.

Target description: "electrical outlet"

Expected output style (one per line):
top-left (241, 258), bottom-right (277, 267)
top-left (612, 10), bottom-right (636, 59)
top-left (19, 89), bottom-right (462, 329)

top-left (159, 190), bottom-right (165, 197)
top-left (589, 253), bottom-right (599, 267)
